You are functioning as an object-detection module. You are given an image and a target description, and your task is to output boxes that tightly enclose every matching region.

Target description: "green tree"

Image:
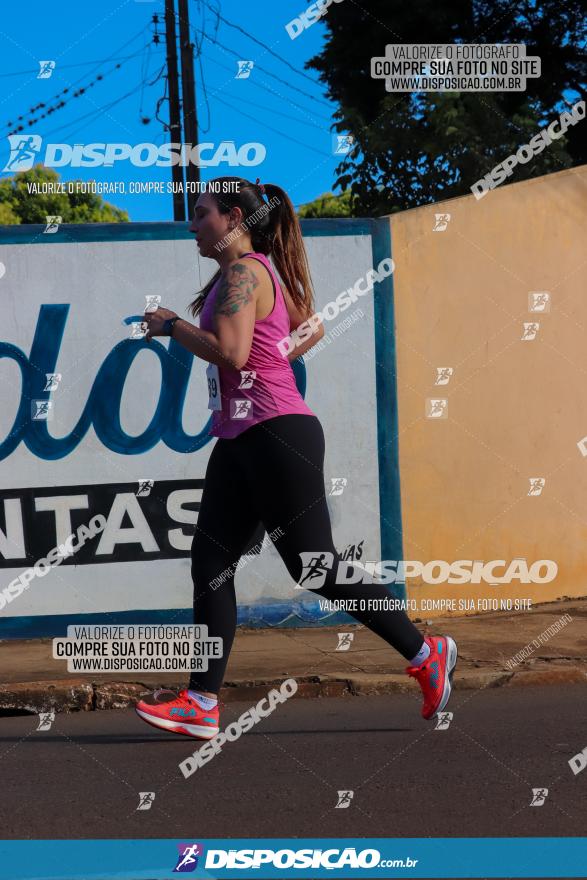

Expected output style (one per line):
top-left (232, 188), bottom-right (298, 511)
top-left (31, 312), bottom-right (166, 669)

top-left (0, 165), bottom-right (129, 224)
top-left (298, 190), bottom-right (355, 218)
top-left (307, 0), bottom-right (586, 215)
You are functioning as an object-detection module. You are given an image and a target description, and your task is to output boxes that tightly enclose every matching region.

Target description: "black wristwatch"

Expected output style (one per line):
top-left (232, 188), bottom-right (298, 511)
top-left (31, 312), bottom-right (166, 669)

top-left (162, 316), bottom-right (181, 337)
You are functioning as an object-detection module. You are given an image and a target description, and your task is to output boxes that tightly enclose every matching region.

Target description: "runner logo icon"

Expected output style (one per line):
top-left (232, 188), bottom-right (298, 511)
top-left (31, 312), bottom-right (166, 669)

top-left (173, 842), bottom-right (204, 872)
top-left (296, 552), bottom-right (334, 589)
top-left (3, 134), bottom-right (42, 172)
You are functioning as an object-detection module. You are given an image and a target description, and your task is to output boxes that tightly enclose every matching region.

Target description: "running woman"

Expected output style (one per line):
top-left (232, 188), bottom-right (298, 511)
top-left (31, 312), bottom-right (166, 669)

top-left (135, 177), bottom-right (457, 739)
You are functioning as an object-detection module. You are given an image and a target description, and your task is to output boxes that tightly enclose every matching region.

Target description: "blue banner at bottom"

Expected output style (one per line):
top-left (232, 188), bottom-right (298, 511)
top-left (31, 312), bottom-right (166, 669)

top-left (0, 838), bottom-right (585, 879)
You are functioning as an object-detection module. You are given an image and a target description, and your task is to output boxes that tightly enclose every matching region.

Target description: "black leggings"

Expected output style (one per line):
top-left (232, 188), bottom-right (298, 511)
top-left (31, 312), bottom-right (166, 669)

top-left (189, 414), bottom-right (424, 693)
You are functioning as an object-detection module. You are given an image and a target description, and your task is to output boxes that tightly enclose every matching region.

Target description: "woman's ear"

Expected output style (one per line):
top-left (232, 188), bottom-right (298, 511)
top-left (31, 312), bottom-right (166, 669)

top-left (228, 206), bottom-right (243, 229)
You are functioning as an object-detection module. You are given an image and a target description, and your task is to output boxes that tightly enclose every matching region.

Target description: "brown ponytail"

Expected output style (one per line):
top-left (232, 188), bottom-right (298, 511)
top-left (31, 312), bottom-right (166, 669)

top-left (261, 182), bottom-right (314, 320)
top-left (188, 177), bottom-right (314, 320)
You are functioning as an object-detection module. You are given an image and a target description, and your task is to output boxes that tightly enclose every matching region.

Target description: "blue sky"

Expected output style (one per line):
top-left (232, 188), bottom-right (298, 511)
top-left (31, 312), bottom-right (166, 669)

top-left (0, 0), bottom-right (346, 221)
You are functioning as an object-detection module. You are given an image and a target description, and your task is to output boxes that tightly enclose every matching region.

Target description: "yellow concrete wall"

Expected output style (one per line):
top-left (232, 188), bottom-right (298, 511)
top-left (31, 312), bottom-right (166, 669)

top-left (390, 166), bottom-right (587, 617)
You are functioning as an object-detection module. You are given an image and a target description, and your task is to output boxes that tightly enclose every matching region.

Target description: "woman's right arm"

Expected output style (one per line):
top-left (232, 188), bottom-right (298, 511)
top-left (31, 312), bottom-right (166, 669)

top-left (282, 286), bottom-right (325, 361)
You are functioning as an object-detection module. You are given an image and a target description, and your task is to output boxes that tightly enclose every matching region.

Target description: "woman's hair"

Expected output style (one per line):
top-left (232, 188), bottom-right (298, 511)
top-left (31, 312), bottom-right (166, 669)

top-left (188, 176), bottom-right (314, 319)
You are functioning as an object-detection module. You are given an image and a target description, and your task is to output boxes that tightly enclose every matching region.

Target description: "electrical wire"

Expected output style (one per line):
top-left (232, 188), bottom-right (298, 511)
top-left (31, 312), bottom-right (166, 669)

top-left (38, 63), bottom-right (165, 142)
top-left (194, 0), bottom-right (322, 87)
top-left (201, 29), bottom-right (330, 109)
top-left (3, 41), bottom-right (154, 135)
top-left (197, 50), bottom-right (330, 131)
top-left (212, 92), bottom-right (331, 157)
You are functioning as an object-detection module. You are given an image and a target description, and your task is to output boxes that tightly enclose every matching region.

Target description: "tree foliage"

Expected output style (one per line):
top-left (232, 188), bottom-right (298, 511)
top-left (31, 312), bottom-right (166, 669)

top-left (298, 190), bottom-right (355, 217)
top-left (307, 0), bottom-right (586, 215)
top-left (0, 165), bottom-right (129, 224)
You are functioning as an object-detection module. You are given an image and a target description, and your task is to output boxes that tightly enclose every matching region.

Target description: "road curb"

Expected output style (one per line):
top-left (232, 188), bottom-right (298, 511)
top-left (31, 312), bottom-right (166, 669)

top-left (0, 665), bottom-right (584, 714)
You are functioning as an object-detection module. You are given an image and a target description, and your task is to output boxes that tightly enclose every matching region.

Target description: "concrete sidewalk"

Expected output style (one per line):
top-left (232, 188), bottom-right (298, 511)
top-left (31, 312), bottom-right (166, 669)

top-left (1, 598), bottom-right (585, 713)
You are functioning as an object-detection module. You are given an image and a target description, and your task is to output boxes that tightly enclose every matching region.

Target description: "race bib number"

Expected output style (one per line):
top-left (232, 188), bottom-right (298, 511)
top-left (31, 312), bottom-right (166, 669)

top-left (206, 363), bottom-right (222, 410)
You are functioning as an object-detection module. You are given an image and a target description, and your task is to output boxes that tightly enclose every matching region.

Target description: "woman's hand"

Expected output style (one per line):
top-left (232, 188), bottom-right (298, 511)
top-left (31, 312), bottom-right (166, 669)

top-left (143, 306), bottom-right (178, 342)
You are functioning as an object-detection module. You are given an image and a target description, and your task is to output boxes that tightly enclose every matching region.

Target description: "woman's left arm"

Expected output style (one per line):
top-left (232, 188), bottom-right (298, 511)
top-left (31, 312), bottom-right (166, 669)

top-left (143, 259), bottom-right (259, 371)
top-left (144, 306), bottom-right (242, 369)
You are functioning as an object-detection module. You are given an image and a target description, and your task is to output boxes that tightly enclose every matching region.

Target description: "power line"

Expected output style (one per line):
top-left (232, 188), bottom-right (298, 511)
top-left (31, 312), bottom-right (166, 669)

top-left (197, 27), bottom-right (331, 110)
top-left (203, 30), bottom-right (331, 109)
top-left (3, 40), bottom-right (156, 135)
top-left (66, 25), bottom-right (152, 90)
top-left (194, 0), bottom-right (321, 87)
top-left (198, 45), bottom-right (332, 122)
top-left (44, 83), bottom-right (148, 141)
top-left (198, 51), bottom-right (329, 131)
top-left (0, 51), bottom-right (146, 79)
top-left (35, 64), bottom-right (165, 142)
top-left (212, 93), bottom-right (331, 157)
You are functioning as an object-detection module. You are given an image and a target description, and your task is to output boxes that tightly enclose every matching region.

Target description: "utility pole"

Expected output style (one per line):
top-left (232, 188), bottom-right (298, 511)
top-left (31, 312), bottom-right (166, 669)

top-left (164, 0), bottom-right (185, 220)
top-left (177, 0), bottom-right (199, 221)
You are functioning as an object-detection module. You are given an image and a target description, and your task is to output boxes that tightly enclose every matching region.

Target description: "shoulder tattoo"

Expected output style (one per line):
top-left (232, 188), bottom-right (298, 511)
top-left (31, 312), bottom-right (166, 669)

top-left (214, 261), bottom-right (259, 317)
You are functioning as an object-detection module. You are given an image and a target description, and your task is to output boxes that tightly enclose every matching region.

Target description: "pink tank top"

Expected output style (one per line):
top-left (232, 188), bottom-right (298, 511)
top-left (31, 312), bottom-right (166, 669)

top-left (198, 252), bottom-right (316, 439)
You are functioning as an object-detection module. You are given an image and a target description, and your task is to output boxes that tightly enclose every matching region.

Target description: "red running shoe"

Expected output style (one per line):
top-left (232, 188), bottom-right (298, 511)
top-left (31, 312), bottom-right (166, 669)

top-left (405, 635), bottom-right (458, 720)
top-left (135, 688), bottom-right (219, 739)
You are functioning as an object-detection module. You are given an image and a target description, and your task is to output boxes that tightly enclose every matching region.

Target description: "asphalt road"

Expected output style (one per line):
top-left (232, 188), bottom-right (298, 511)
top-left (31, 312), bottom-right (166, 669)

top-left (1, 683), bottom-right (586, 877)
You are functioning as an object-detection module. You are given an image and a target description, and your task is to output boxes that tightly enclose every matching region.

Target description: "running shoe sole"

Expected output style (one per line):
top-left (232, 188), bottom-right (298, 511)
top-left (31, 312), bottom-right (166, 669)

top-left (435, 635), bottom-right (458, 717)
top-left (135, 707), bottom-right (219, 739)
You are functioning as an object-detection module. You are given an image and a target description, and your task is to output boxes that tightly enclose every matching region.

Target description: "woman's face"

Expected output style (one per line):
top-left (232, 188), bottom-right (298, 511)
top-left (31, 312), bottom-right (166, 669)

top-left (189, 192), bottom-right (240, 259)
